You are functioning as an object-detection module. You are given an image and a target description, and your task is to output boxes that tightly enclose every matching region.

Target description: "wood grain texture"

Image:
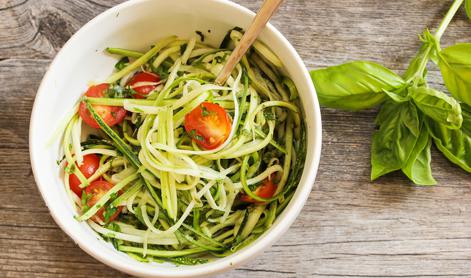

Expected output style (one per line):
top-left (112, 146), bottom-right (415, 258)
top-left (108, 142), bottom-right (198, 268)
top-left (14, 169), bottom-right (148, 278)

top-left (0, 0), bottom-right (470, 277)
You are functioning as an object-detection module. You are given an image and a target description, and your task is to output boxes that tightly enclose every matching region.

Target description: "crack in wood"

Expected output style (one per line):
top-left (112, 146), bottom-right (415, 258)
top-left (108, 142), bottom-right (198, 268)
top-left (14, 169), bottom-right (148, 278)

top-left (237, 268), bottom-right (296, 275)
top-left (83, 0), bottom-right (112, 9)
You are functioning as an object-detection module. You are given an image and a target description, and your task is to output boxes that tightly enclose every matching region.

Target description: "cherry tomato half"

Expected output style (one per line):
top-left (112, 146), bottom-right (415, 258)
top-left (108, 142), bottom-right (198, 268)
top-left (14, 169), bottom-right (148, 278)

top-left (68, 154), bottom-right (100, 196)
top-left (240, 179), bottom-right (278, 204)
top-left (79, 83), bottom-right (127, 128)
top-left (84, 180), bottom-right (123, 223)
top-left (184, 102), bottom-right (231, 150)
top-left (126, 72), bottom-right (160, 99)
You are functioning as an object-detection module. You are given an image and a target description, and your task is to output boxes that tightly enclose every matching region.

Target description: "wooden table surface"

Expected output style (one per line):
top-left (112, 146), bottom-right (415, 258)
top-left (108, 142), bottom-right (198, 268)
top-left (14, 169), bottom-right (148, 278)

top-left (1, 0), bottom-right (471, 277)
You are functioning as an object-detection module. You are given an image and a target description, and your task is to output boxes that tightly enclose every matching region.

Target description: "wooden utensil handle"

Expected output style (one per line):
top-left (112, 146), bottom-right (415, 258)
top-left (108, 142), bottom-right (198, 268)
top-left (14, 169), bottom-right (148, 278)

top-left (215, 0), bottom-right (284, 85)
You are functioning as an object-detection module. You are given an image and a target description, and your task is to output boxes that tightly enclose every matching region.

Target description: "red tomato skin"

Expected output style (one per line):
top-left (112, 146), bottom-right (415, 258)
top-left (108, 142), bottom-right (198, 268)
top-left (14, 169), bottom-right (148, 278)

top-left (68, 154), bottom-right (100, 196)
top-left (127, 72), bottom-right (160, 99)
top-left (84, 180), bottom-right (122, 223)
top-left (240, 179), bottom-right (277, 204)
top-left (79, 83), bottom-right (127, 128)
top-left (184, 102), bottom-right (231, 150)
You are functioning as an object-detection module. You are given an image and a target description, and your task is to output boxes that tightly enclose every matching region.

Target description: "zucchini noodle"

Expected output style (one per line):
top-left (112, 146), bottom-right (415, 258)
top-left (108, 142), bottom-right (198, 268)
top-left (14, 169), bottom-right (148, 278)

top-left (58, 28), bottom-right (306, 265)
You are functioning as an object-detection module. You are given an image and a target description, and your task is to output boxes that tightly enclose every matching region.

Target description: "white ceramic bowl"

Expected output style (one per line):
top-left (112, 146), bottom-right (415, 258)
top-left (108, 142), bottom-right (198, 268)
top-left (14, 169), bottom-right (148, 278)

top-left (29, 0), bottom-right (322, 277)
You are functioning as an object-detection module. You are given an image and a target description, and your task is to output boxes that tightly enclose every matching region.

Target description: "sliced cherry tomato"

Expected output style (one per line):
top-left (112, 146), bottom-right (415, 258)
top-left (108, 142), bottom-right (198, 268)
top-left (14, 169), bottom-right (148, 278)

top-left (184, 102), bottom-right (231, 150)
top-left (68, 154), bottom-right (100, 196)
top-left (126, 72), bottom-right (160, 99)
top-left (79, 83), bottom-right (127, 128)
top-left (240, 179), bottom-right (278, 203)
top-left (84, 180), bottom-right (123, 223)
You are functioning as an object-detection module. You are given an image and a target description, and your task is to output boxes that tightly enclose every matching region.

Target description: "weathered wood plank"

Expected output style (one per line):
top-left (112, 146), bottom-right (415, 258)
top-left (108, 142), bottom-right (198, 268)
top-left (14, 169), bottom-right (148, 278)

top-left (0, 0), bottom-right (470, 277)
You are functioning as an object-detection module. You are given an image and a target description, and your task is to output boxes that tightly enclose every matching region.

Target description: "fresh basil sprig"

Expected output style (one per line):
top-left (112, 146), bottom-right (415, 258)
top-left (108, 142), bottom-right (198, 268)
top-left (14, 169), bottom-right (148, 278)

top-left (310, 0), bottom-right (470, 185)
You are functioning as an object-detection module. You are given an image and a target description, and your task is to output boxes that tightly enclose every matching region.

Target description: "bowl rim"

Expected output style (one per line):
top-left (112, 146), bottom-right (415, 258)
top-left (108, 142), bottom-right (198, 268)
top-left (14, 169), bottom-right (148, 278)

top-left (29, 0), bottom-right (322, 277)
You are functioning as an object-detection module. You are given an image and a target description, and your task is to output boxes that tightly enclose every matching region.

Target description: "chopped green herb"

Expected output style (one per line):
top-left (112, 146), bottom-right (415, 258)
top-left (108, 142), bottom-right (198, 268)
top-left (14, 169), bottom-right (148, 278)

top-left (201, 105), bottom-right (210, 117)
top-left (106, 222), bottom-right (121, 232)
top-left (188, 129), bottom-right (205, 142)
top-left (195, 30), bottom-right (205, 42)
top-left (103, 205), bottom-right (118, 223)
top-left (180, 43), bottom-right (187, 55)
top-left (214, 53), bottom-right (227, 63)
top-left (152, 63), bottom-right (170, 80)
top-left (249, 181), bottom-right (261, 191)
top-left (65, 164), bottom-right (75, 174)
top-left (195, 135), bottom-right (204, 142)
top-left (115, 57), bottom-right (129, 70)
top-left (171, 257), bottom-right (209, 265)
top-left (81, 191), bottom-right (92, 212)
top-left (105, 84), bottom-right (135, 98)
top-left (109, 192), bottom-right (118, 201)
top-left (220, 26), bottom-right (244, 48)
top-left (263, 110), bottom-right (275, 121)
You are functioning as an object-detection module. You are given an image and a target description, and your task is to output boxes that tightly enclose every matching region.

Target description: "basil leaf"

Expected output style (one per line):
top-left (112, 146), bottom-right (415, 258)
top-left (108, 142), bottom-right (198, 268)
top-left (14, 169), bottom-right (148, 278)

top-left (410, 86), bottom-right (462, 130)
top-left (310, 61), bottom-right (404, 111)
top-left (426, 103), bottom-right (471, 172)
top-left (466, 0), bottom-right (471, 21)
top-left (371, 102), bottom-right (420, 180)
top-left (438, 43), bottom-right (471, 106)
top-left (115, 57), bottom-right (129, 70)
top-left (402, 124), bottom-right (436, 185)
